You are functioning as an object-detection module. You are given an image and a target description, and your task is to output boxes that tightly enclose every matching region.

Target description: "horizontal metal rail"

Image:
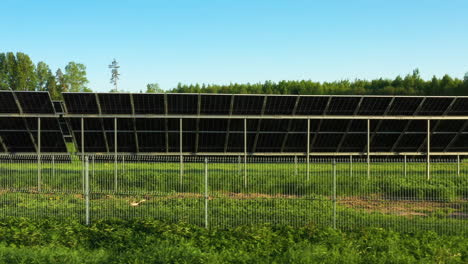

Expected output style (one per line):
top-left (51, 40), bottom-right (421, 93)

top-left (1, 113), bottom-right (468, 120)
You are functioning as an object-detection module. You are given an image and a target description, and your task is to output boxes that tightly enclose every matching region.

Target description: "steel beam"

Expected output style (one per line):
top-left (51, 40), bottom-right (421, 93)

top-left (337, 97), bottom-right (364, 151)
top-left (280, 95), bottom-right (300, 152)
top-left (223, 95), bottom-right (235, 152)
top-left (129, 94), bottom-right (140, 153)
top-left (95, 93), bottom-right (110, 153)
top-left (251, 96), bottom-right (268, 153)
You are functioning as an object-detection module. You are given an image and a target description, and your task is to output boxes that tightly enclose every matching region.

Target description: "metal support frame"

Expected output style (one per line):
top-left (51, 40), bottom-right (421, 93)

top-left (179, 118), bottom-right (183, 186)
top-left (0, 136), bottom-right (8, 152)
top-left (164, 93), bottom-right (169, 153)
top-left (114, 117), bottom-right (118, 191)
top-left (457, 155), bottom-right (460, 177)
top-left (95, 93), bottom-right (110, 153)
top-left (81, 118), bottom-right (84, 192)
top-left (37, 118), bottom-right (41, 192)
top-left (365, 97), bottom-right (395, 153)
top-left (417, 97), bottom-right (458, 152)
top-left (337, 97), bottom-right (364, 151)
top-left (310, 96), bottom-right (333, 149)
top-left (223, 95), bottom-right (235, 152)
top-left (427, 119), bottom-right (430, 180)
top-left (367, 119), bottom-right (370, 179)
top-left (194, 94), bottom-right (201, 153)
top-left (350, 155), bottom-right (352, 177)
top-left (390, 98), bottom-right (427, 153)
top-left (11, 92), bottom-right (38, 152)
top-left (129, 94), bottom-right (140, 153)
top-left (280, 95), bottom-right (300, 152)
top-left (307, 119), bottom-right (310, 181)
top-left (251, 96), bottom-right (268, 153)
top-left (244, 118), bottom-right (247, 188)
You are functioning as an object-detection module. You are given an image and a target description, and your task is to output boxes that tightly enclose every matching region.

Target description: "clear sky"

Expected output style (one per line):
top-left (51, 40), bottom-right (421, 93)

top-left (2, 0), bottom-right (468, 92)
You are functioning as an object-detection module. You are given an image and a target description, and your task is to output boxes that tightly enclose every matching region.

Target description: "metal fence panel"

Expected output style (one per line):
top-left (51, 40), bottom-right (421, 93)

top-left (0, 154), bottom-right (466, 234)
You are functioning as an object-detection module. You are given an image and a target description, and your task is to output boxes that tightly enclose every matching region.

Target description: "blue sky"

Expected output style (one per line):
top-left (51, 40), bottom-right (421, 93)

top-left (2, 0), bottom-right (468, 92)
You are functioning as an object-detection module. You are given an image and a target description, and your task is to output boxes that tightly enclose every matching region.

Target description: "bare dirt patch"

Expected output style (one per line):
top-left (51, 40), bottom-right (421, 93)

top-left (338, 196), bottom-right (466, 218)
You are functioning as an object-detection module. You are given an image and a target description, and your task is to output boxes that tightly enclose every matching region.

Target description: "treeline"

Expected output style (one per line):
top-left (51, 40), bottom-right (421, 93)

top-left (0, 52), bottom-right (90, 99)
top-left (169, 69), bottom-right (468, 96)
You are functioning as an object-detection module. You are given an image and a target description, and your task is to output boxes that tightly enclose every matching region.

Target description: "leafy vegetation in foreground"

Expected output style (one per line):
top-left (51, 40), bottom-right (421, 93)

top-left (0, 218), bottom-right (466, 264)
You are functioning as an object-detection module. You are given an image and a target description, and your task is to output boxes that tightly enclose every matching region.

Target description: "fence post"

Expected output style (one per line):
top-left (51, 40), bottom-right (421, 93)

top-left (238, 155), bottom-right (241, 177)
top-left (457, 155), bottom-right (460, 177)
top-left (427, 119), bottom-right (431, 180)
top-left (367, 119), bottom-right (370, 180)
top-left (85, 156), bottom-right (90, 226)
top-left (37, 117), bottom-right (41, 192)
top-left (307, 119), bottom-right (310, 181)
top-left (332, 159), bottom-right (337, 229)
top-left (52, 155), bottom-right (55, 179)
top-left (114, 118), bottom-right (118, 192)
top-left (244, 118), bottom-right (247, 188)
top-left (294, 156), bottom-right (298, 176)
top-left (404, 155), bottom-right (407, 177)
top-left (180, 118), bottom-right (183, 187)
top-left (204, 158), bottom-right (209, 229)
top-left (349, 155), bottom-right (352, 177)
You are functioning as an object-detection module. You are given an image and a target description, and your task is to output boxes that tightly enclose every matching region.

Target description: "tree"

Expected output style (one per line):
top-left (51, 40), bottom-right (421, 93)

top-left (64, 62), bottom-right (89, 92)
top-left (109, 59), bottom-right (120, 92)
top-left (0, 53), bottom-right (8, 90)
top-left (56, 68), bottom-right (68, 93)
top-left (146, 83), bottom-right (163, 93)
top-left (46, 75), bottom-right (60, 99)
top-left (15, 52), bottom-right (37, 91)
top-left (36, 61), bottom-right (52, 91)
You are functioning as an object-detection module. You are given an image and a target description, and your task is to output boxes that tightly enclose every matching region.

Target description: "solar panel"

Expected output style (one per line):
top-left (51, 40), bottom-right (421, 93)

top-left (358, 97), bottom-right (392, 115)
top-left (63, 93), bottom-right (99, 114)
top-left (200, 94), bottom-right (231, 114)
top-left (0, 91), bottom-right (20, 113)
top-left (52, 93), bottom-right (468, 154)
top-left (263, 95), bottom-right (297, 115)
top-left (447, 98), bottom-right (468, 116)
top-left (0, 132), bottom-right (35, 152)
top-left (326, 97), bottom-right (361, 115)
top-left (98, 93), bottom-right (132, 114)
top-left (167, 94), bottom-right (198, 114)
top-left (295, 96), bottom-right (329, 115)
top-left (132, 93), bottom-right (165, 114)
top-left (14, 91), bottom-right (55, 113)
top-left (418, 97), bottom-right (453, 115)
top-left (388, 97), bottom-right (423, 115)
top-left (232, 95), bottom-right (266, 115)
top-left (52, 101), bottom-right (64, 113)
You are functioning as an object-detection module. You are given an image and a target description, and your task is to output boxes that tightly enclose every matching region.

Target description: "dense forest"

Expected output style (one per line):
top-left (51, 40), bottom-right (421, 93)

top-left (1, 52), bottom-right (468, 97)
top-left (170, 69), bottom-right (468, 96)
top-left (0, 52), bottom-right (90, 99)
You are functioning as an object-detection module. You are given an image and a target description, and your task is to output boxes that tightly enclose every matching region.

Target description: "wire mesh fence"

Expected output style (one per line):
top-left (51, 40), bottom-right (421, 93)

top-left (0, 154), bottom-right (466, 234)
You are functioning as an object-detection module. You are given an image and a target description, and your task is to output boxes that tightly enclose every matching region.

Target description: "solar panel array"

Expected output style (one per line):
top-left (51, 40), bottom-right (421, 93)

top-left (1, 91), bottom-right (468, 153)
top-left (0, 91), bottom-right (68, 153)
top-left (60, 93), bottom-right (468, 154)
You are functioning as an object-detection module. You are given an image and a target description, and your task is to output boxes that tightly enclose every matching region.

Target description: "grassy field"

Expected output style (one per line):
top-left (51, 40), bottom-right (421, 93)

top-left (0, 218), bottom-right (466, 264)
top-left (0, 156), bottom-right (467, 234)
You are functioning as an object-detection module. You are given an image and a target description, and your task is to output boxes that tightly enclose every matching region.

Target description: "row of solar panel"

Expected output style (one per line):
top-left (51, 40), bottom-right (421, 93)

top-left (70, 131), bottom-right (467, 153)
top-left (1, 117), bottom-right (468, 153)
top-left (63, 93), bottom-right (468, 116)
top-left (2, 91), bottom-right (468, 116)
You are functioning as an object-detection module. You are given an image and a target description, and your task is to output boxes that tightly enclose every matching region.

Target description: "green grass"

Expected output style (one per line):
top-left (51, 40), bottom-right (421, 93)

top-left (0, 157), bottom-right (467, 234)
top-left (0, 218), bottom-right (466, 264)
